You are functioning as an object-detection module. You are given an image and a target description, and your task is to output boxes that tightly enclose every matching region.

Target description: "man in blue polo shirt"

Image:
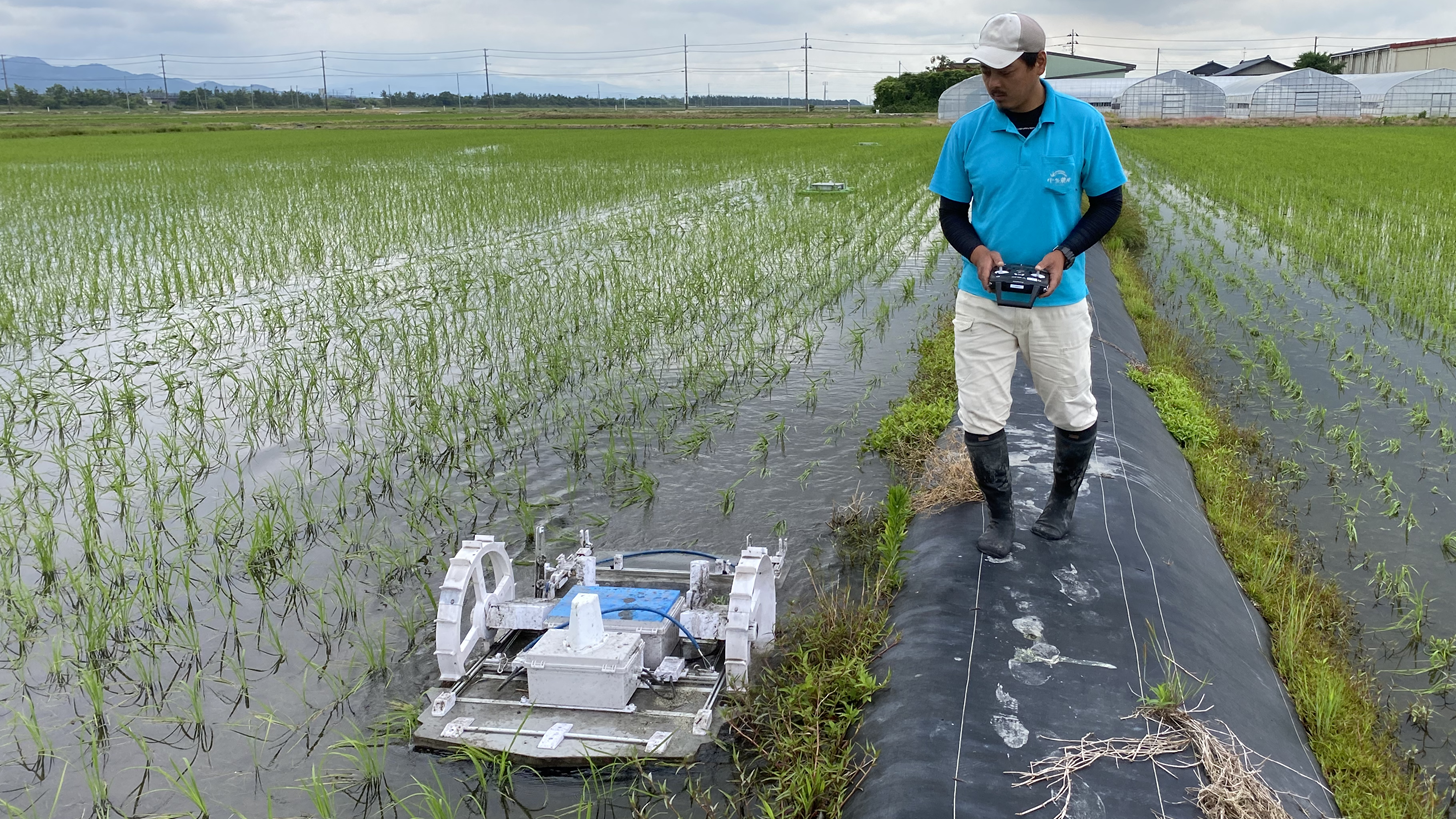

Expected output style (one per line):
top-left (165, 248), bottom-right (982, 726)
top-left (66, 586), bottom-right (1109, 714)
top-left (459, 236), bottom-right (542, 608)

top-left (930, 12), bottom-right (1126, 559)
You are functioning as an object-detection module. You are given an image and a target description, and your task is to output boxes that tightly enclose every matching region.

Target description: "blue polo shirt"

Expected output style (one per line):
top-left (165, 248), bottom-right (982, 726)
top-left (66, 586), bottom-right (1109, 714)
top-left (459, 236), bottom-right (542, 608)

top-left (929, 80), bottom-right (1126, 307)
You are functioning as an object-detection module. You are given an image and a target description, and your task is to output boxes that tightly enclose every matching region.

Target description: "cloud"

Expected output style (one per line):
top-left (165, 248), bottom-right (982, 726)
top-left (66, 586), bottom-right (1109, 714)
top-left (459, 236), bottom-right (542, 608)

top-left (4, 0), bottom-right (1452, 98)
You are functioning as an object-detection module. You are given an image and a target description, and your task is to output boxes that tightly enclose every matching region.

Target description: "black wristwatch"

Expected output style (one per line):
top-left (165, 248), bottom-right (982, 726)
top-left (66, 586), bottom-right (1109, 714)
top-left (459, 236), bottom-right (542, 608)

top-left (1056, 245), bottom-right (1076, 267)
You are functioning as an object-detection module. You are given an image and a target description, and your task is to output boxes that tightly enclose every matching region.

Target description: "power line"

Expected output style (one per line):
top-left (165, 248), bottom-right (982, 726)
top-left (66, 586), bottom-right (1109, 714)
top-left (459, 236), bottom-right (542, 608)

top-left (1064, 32), bottom-right (1399, 43)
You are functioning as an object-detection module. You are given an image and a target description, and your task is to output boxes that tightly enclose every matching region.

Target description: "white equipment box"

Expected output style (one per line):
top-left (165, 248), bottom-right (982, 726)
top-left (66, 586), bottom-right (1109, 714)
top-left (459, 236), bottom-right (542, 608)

top-left (518, 593), bottom-right (644, 710)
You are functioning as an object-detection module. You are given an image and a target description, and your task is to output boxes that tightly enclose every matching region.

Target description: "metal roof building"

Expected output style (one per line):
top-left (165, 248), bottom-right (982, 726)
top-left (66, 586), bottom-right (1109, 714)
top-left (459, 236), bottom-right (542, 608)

top-left (1209, 69), bottom-right (1361, 118)
top-left (1043, 53), bottom-right (1137, 79)
top-left (1117, 71), bottom-right (1226, 119)
top-left (1333, 37), bottom-right (1456, 74)
top-left (1213, 56), bottom-right (1293, 76)
top-left (1343, 69), bottom-right (1456, 116)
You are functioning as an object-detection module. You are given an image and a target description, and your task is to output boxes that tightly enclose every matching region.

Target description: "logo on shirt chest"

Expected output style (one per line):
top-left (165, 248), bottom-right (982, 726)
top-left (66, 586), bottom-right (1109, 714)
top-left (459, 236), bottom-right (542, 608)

top-left (1046, 169), bottom-right (1072, 187)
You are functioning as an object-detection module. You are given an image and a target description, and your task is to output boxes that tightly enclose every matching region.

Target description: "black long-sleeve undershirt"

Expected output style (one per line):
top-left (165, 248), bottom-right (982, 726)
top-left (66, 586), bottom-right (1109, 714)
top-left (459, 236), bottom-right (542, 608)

top-left (938, 186), bottom-right (1124, 262)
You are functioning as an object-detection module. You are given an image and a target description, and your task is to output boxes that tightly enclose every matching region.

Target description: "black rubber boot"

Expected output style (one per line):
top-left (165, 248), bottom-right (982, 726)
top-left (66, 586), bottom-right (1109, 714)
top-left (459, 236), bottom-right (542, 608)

top-left (1032, 422), bottom-right (1099, 541)
top-left (964, 429), bottom-right (1015, 559)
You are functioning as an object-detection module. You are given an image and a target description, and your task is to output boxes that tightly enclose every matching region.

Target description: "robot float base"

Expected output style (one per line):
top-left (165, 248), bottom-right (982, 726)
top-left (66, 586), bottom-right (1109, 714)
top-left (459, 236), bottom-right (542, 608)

top-left (413, 526), bottom-right (785, 766)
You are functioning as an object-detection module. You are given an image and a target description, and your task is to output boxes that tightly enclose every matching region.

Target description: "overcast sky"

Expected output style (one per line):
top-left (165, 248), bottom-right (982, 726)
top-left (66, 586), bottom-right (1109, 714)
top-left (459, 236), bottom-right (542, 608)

top-left (4, 0), bottom-right (1453, 99)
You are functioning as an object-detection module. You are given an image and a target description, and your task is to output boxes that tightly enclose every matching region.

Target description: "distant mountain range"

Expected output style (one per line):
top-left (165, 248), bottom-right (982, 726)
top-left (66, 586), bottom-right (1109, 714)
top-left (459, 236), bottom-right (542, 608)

top-left (2, 56), bottom-right (270, 94)
top-left (1, 56), bottom-right (864, 103)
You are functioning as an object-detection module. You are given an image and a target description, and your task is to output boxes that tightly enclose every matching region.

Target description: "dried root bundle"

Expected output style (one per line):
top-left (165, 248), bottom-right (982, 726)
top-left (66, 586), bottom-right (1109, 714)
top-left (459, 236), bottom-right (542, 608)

top-left (1009, 706), bottom-right (1296, 819)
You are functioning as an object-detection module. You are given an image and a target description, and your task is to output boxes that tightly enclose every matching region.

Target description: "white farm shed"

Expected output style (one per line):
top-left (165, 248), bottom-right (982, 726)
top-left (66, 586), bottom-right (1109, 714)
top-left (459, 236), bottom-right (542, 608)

top-left (1344, 69), bottom-right (1456, 116)
top-left (1118, 71), bottom-right (1226, 119)
top-left (1209, 69), bottom-right (1361, 118)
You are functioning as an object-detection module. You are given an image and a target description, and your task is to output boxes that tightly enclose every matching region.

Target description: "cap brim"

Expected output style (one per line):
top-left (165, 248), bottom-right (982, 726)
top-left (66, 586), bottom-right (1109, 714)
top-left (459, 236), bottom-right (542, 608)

top-left (968, 45), bottom-right (1020, 70)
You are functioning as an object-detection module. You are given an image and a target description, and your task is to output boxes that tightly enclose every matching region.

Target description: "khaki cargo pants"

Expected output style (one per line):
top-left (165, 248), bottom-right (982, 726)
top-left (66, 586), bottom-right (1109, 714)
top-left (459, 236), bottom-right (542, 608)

top-left (952, 290), bottom-right (1098, 436)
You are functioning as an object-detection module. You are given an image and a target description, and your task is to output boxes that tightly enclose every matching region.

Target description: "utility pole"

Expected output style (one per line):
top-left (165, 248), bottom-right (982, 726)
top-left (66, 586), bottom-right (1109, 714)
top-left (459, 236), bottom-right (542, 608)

top-left (1313, 36), bottom-right (1319, 54)
top-left (683, 35), bottom-right (689, 110)
top-left (483, 49), bottom-right (494, 110)
top-left (823, 81), bottom-right (827, 102)
top-left (1, 54), bottom-right (12, 111)
top-left (1155, 48), bottom-right (1160, 74)
top-left (786, 72), bottom-right (791, 107)
top-left (160, 54), bottom-right (170, 108)
top-left (455, 74), bottom-right (462, 111)
top-left (1069, 30), bottom-right (1077, 56)
top-left (320, 51), bottom-right (329, 111)
top-left (122, 75), bottom-right (130, 111)
top-left (801, 34), bottom-right (811, 113)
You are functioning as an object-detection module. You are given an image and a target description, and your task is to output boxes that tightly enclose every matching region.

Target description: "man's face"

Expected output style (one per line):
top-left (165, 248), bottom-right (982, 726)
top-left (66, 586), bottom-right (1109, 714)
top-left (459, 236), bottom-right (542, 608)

top-left (981, 53), bottom-right (1047, 112)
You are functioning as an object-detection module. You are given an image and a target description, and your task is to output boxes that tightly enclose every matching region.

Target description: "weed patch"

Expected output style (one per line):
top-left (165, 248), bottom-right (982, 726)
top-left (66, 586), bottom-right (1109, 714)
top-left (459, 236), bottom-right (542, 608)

top-left (864, 311), bottom-right (960, 480)
top-left (1126, 365), bottom-right (1217, 449)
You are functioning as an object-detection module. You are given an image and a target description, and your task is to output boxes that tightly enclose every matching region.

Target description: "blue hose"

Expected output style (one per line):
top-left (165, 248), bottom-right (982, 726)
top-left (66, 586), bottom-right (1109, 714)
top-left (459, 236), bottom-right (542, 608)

top-left (520, 605), bottom-right (709, 661)
top-left (596, 549), bottom-right (736, 570)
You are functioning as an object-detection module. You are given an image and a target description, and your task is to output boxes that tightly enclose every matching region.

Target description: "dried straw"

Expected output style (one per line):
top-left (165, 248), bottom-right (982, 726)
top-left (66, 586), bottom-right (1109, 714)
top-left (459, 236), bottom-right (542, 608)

top-left (911, 441), bottom-right (983, 514)
top-left (1009, 706), bottom-right (1296, 819)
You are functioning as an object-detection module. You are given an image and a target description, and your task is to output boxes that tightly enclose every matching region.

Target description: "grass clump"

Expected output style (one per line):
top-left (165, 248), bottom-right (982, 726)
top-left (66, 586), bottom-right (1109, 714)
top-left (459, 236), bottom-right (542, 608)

top-left (863, 314), bottom-right (957, 476)
top-left (1106, 208), bottom-right (1440, 819)
top-left (862, 395), bottom-right (956, 472)
top-left (729, 487), bottom-right (911, 818)
top-left (1126, 365), bottom-right (1217, 449)
top-left (729, 582), bottom-right (893, 817)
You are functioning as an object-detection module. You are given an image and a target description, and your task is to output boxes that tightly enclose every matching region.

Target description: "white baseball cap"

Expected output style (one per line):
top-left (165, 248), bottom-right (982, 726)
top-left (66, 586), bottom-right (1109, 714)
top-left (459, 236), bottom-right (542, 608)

top-left (968, 12), bottom-right (1047, 70)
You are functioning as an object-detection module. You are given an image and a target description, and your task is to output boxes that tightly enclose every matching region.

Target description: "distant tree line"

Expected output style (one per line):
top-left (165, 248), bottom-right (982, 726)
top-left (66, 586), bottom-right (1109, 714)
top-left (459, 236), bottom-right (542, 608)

top-left (873, 58), bottom-right (980, 113)
top-left (6, 84), bottom-right (148, 108)
top-left (3, 84), bottom-right (860, 111)
top-left (0, 84), bottom-right (332, 110)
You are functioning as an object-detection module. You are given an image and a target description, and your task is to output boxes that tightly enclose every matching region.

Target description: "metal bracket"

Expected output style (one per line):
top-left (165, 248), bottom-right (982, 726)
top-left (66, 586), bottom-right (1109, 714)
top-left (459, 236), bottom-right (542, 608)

top-left (646, 731), bottom-right (673, 753)
top-left (441, 717), bottom-right (474, 738)
top-left (538, 722), bottom-right (573, 750)
top-left (692, 709), bottom-right (713, 736)
top-left (430, 690), bottom-right (457, 717)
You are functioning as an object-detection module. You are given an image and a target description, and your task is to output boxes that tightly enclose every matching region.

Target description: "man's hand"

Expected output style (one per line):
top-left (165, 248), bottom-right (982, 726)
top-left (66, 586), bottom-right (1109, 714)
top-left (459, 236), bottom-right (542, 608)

top-left (1034, 249), bottom-right (1067, 298)
top-left (970, 246), bottom-right (1005, 292)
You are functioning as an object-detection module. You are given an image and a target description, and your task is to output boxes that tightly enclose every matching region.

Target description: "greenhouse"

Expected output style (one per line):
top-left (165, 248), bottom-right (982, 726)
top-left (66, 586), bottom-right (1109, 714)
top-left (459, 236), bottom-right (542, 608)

top-left (1344, 69), bottom-right (1456, 116)
top-left (937, 77), bottom-right (991, 122)
top-left (1046, 77), bottom-right (1137, 110)
top-left (937, 76), bottom-right (1136, 121)
top-left (1209, 69), bottom-right (1361, 118)
top-left (1117, 71), bottom-right (1226, 119)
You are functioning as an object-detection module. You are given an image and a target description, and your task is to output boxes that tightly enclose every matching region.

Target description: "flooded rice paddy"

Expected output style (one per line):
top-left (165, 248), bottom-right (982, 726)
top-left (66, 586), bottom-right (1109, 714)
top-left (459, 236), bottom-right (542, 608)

top-left (1129, 162), bottom-right (1456, 777)
top-left (0, 127), bottom-right (956, 817)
